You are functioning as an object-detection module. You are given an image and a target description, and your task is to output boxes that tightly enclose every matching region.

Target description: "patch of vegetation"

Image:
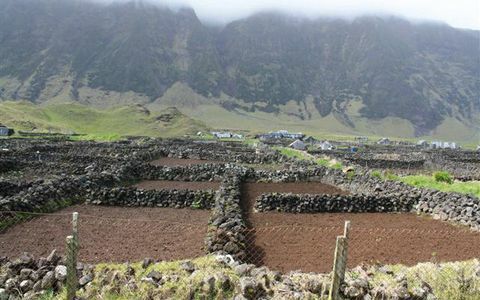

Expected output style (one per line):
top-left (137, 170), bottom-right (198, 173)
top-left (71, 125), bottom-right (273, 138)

top-left (371, 170), bottom-right (382, 179)
top-left (433, 171), bottom-right (453, 184)
top-left (362, 259), bottom-right (480, 300)
top-left (274, 146), bottom-right (343, 169)
top-left (73, 256), bottom-right (239, 300)
top-left (398, 175), bottom-right (480, 198)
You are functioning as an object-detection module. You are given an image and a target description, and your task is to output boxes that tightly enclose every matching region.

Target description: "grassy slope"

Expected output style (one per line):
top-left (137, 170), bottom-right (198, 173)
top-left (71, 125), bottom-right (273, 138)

top-left (151, 82), bottom-right (480, 144)
top-left (0, 101), bottom-right (207, 139)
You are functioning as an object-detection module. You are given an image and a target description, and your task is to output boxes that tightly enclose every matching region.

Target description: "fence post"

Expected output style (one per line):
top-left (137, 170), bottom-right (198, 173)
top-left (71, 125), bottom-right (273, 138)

top-left (66, 235), bottom-right (78, 300)
top-left (329, 221), bottom-right (351, 300)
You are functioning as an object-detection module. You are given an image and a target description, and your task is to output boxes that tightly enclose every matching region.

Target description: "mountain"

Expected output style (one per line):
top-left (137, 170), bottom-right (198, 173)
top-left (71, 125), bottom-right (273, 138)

top-left (0, 0), bottom-right (479, 140)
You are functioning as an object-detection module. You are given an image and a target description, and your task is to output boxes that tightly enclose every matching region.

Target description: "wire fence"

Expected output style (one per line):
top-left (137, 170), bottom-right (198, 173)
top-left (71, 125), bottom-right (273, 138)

top-left (1, 210), bottom-right (480, 299)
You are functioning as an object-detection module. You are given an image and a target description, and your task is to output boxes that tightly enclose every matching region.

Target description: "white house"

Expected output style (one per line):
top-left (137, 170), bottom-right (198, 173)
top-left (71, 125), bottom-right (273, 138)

top-left (318, 141), bottom-right (334, 150)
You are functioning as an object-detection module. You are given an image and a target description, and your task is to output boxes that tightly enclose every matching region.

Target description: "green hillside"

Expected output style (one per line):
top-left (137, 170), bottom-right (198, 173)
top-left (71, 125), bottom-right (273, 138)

top-left (0, 101), bottom-right (207, 139)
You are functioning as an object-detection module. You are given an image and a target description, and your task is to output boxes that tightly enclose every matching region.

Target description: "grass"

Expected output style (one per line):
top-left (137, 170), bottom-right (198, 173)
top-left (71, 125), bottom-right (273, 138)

top-left (0, 101), bottom-right (208, 141)
top-left (359, 259), bottom-right (480, 300)
top-left (398, 175), bottom-right (480, 198)
top-left (274, 146), bottom-right (343, 169)
top-left (39, 257), bottom-right (480, 300)
top-left (73, 256), bottom-right (239, 300)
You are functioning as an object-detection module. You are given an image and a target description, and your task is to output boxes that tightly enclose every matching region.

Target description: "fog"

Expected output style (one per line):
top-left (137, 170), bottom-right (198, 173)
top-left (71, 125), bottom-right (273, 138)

top-left (98, 0), bottom-right (479, 29)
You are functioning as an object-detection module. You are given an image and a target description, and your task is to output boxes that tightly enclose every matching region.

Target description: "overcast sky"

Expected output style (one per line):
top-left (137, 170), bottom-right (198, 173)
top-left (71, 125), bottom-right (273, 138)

top-left (127, 0), bottom-right (480, 29)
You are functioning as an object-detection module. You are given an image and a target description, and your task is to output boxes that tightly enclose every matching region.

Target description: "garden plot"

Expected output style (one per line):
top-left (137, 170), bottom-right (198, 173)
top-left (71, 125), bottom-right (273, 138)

top-left (241, 182), bottom-right (480, 273)
top-left (0, 205), bottom-right (210, 263)
top-left (133, 180), bottom-right (220, 191)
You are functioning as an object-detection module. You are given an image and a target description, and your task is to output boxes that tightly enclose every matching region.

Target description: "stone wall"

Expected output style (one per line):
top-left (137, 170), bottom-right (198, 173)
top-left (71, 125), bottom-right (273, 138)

top-left (86, 187), bottom-right (215, 209)
top-left (255, 193), bottom-right (414, 213)
top-left (205, 174), bottom-right (247, 260)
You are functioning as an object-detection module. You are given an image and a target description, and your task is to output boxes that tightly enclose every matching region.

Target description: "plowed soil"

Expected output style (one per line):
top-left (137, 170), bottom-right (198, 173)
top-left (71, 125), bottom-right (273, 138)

top-left (0, 205), bottom-right (209, 263)
top-left (150, 157), bottom-right (222, 166)
top-left (133, 180), bottom-right (220, 190)
top-left (241, 182), bottom-right (480, 273)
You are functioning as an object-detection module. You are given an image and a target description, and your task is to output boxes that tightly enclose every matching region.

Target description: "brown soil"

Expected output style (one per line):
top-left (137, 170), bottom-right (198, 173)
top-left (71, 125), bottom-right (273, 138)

top-left (133, 180), bottom-right (220, 191)
top-left (241, 183), bottom-right (480, 273)
top-left (150, 157), bottom-right (222, 166)
top-left (0, 205), bottom-right (210, 263)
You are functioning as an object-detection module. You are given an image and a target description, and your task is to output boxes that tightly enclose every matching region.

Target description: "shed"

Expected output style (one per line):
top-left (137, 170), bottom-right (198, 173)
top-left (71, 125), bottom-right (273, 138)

top-left (0, 125), bottom-right (11, 136)
top-left (289, 139), bottom-right (307, 150)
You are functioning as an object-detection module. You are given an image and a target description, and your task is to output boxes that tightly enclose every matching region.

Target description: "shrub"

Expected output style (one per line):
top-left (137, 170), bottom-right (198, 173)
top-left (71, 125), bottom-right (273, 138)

top-left (371, 170), bottom-right (382, 179)
top-left (433, 171), bottom-right (453, 184)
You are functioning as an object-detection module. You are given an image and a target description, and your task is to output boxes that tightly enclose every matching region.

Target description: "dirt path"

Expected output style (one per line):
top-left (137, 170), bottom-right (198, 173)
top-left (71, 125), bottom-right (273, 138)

top-left (0, 205), bottom-right (210, 263)
top-left (240, 182), bottom-right (480, 273)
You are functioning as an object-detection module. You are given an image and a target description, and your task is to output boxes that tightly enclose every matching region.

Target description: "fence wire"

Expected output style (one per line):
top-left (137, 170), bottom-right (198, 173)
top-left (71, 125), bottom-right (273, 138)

top-left (1, 210), bottom-right (479, 272)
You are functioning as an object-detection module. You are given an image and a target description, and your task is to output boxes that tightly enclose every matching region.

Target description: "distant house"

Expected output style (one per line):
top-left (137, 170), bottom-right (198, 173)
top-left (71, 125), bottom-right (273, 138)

top-left (0, 125), bottom-right (13, 136)
top-left (318, 141), bottom-right (334, 150)
top-left (211, 131), bottom-right (244, 139)
top-left (417, 140), bottom-right (429, 148)
top-left (431, 141), bottom-right (457, 149)
top-left (477, 145), bottom-right (480, 152)
top-left (257, 130), bottom-right (305, 141)
top-left (377, 137), bottom-right (391, 145)
top-left (289, 139), bottom-right (307, 150)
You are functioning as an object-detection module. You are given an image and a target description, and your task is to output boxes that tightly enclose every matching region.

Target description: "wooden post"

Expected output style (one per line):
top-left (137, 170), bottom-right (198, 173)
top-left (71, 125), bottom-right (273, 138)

top-left (328, 221), bottom-right (351, 300)
top-left (72, 212), bottom-right (78, 240)
top-left (66, 235), bottom-right (78, 300)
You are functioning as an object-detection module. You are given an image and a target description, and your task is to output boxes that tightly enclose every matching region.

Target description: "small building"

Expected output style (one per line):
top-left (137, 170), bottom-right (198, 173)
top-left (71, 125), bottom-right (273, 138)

top-left (289, 139), bottom-right (307, 150)
top-left (211, 131), bottom-right (243, 139)
top-left (318, 141), bottom-right (334, 150)
top-left (477, 145), bottom-right (480, 152)
top-left (377, 137), bottom-right (391, 145)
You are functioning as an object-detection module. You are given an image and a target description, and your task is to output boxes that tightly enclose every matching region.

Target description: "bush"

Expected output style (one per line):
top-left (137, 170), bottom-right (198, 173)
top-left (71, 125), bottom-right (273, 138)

top-left (371, 170), bottom-right (382, 179)
top-left (433, 171), bottom-right (453, 184)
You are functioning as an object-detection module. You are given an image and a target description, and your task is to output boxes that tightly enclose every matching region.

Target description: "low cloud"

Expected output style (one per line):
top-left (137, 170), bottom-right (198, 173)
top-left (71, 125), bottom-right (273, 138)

top-left (98, 0), bottom-right (480, 29)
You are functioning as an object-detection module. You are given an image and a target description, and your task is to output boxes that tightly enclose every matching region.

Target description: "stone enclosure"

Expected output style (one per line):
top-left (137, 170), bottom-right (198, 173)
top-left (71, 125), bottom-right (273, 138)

top-left (1, 138), bottom-right (479, 299)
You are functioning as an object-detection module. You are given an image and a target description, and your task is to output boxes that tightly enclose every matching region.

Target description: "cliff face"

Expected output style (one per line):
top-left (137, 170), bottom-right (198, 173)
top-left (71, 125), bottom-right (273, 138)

top-left (0, 0), bottom-right (479, 135)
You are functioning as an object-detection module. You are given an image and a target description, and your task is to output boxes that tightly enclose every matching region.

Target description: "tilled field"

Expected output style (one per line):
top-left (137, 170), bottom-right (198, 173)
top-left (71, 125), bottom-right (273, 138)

top-left (241, 183), bottom-right (480, 273)
top-left (133, 180), bottom-right (220, 190)
top-left (0, 205), bottom-right (209, 263)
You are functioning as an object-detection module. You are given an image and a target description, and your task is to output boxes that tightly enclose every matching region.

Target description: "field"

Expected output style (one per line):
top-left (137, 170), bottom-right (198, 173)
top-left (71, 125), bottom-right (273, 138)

top-left (1, 138), bottom-right (479, 299)
top-left (0, 205), bottom-right (210, 263)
